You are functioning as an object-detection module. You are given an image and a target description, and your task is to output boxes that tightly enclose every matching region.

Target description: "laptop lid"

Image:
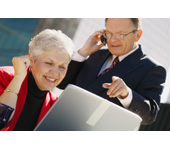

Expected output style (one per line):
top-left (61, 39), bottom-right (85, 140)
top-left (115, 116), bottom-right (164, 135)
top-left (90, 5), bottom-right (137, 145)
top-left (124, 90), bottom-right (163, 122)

top-left (34, 84), bottom-right (142, 131)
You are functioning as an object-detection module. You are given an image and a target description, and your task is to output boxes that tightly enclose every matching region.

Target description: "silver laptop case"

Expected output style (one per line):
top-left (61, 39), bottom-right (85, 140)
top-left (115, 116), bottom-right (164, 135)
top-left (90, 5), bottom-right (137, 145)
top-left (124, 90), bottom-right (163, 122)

top-left (34, 84), bottom-right (142, 131)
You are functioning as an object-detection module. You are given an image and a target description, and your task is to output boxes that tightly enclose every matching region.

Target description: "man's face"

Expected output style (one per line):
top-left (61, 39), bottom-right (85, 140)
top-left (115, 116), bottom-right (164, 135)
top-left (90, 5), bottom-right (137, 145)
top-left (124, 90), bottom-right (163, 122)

top-left (106, 18), bottom-right (142, 56)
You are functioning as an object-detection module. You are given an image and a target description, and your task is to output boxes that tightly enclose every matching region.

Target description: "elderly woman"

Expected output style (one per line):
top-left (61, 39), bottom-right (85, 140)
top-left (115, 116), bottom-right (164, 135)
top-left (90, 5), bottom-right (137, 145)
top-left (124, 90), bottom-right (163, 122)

top-left (0, 29), bottom-right (74, 131)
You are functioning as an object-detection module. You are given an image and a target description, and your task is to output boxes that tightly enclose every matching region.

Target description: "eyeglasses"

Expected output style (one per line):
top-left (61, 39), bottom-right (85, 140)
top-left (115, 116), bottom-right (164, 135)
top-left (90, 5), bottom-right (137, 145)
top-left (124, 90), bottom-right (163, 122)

top-left (104, 30), bottom-right (137, 40)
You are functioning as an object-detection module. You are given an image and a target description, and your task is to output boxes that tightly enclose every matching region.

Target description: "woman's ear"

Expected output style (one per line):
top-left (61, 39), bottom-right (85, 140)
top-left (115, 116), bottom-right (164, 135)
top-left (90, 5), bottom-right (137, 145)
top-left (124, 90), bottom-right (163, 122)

top-left (28, 52), bottom-right (34, 66)
top-left (135, 29), bottom-right (143, 42)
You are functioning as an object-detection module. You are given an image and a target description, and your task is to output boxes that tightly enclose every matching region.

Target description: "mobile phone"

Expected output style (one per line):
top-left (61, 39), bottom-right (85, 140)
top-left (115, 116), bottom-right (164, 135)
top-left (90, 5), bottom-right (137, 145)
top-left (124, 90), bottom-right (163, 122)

top-left (101, 35), bottom-right (107, 46)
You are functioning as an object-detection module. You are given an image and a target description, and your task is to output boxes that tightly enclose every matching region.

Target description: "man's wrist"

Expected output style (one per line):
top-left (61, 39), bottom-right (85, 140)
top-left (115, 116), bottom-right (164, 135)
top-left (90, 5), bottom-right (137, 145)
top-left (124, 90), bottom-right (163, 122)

top-left (72, 50), bottom-right (87, 62)
top-left (78, 49), bottom-right (89, 57)
top-left (118, 92), bottom-right (129, 99)
top-left (117, 87), bottom-right (132, 108)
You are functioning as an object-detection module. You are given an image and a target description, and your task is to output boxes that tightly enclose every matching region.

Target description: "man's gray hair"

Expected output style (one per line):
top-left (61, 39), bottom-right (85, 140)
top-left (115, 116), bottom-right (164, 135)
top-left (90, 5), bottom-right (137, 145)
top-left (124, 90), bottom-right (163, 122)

top-left (105, 18), bottom-right (142, 30)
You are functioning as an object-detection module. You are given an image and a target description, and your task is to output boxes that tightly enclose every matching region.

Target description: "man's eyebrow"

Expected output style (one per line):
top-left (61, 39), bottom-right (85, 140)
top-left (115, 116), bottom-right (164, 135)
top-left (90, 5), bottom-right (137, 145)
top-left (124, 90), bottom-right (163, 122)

top-left (106, 30), bottom-right (125, 34)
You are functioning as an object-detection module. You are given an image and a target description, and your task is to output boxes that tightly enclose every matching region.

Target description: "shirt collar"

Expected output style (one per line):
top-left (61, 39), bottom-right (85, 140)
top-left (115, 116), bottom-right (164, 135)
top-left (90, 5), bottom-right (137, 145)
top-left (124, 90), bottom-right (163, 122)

top-left (112, 44), bottom-right (139, 62)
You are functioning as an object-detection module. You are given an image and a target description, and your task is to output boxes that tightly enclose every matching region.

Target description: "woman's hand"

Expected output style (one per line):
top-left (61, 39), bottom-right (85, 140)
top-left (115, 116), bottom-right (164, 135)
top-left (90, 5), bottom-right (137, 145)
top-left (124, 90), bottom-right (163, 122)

top-left (78, 30), bottom-right (105, 57)
top-left (12, 55), bottom-right (30, 79)
top-left (0, 56), bottom-right (30, 120)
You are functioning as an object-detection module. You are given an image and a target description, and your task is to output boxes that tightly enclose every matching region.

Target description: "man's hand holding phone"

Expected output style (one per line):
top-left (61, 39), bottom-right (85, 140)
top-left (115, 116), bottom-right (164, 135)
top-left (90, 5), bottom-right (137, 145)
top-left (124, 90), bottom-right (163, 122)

top-left (78, 29), bottom-right (106, 57)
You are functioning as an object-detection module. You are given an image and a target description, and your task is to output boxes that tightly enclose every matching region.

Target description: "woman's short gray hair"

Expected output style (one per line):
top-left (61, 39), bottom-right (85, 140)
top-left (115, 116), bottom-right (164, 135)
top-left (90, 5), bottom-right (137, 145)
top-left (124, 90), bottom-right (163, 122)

top-left (28, 29), bottom-right (75, 59)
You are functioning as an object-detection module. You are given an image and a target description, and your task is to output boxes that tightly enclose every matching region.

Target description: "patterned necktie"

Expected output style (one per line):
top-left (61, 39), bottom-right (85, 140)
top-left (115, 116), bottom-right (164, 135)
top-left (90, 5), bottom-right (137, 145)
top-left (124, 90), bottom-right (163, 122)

top-left (98, 56), bottom-right (119, 77)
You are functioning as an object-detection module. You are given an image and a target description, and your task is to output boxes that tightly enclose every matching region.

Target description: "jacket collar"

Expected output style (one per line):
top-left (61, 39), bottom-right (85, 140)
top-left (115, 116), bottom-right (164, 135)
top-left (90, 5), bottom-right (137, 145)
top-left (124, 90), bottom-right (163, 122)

top-left (81, 45), bottom-right (145, 94)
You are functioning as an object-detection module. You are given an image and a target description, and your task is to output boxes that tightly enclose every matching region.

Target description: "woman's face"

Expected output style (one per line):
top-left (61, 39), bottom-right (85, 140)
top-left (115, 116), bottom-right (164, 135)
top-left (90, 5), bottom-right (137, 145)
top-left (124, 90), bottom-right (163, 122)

top-left (29, 49), bottom-right (70, 91)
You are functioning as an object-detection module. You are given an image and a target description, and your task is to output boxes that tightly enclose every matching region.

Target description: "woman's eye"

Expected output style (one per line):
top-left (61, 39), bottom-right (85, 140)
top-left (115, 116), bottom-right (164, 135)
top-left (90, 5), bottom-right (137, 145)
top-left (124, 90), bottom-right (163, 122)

top-left (45, 62), bottom-right (52, 65)
top-left (60, 66), bottom-right (66, 69)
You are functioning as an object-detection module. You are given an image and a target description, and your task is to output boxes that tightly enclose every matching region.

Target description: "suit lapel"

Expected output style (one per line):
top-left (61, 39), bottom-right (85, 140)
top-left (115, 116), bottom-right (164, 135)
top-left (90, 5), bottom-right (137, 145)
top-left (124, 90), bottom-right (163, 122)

top-left (78, 50), bottom-right (111, 88)
top-left (85, 47), bottom-right (145, 94)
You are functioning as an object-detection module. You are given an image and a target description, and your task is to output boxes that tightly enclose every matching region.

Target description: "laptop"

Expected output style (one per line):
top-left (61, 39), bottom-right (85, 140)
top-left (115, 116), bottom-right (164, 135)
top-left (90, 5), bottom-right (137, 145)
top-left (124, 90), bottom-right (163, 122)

top-left (34, 84), bottom-right (142, 131)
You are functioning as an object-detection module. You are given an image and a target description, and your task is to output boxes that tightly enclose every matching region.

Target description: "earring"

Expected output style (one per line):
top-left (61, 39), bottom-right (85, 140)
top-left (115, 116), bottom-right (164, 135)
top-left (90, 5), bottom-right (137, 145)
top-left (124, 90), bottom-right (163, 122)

top-left (29, 66), bottom-right (32, 71)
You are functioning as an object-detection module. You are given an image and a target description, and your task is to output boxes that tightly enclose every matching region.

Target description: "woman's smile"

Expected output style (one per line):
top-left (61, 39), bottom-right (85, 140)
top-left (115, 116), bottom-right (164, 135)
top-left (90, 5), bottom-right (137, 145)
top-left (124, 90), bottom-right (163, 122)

top-left (44, 76), bottom-right (57, 83)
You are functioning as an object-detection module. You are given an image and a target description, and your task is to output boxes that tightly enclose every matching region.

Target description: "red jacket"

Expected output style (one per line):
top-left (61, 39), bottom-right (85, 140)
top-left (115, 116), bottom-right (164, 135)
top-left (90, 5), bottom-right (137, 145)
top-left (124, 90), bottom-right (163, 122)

top-left (0, 66), bottom-right (58, 131)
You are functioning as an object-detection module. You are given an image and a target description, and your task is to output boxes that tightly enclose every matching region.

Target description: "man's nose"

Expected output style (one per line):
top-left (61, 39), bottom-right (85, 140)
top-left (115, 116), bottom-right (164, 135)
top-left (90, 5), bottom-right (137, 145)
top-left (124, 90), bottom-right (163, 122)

top-left (110, 35), bottom-right (119, 42)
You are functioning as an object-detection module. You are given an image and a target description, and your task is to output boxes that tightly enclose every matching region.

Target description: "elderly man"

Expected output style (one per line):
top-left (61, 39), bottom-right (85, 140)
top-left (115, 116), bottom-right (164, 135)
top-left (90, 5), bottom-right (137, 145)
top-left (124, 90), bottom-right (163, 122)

top-left (59, 18), bottom-right (166, 125)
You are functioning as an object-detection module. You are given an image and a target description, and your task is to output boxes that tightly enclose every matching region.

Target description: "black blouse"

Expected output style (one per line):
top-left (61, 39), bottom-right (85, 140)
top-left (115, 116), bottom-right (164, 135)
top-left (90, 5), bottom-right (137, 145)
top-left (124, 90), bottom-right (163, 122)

top-left (13, 72), bottom-right (48, 131)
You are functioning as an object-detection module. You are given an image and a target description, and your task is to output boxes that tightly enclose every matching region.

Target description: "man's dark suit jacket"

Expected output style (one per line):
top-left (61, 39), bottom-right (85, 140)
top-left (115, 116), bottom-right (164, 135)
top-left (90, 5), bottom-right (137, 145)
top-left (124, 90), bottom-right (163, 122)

top-left (58, 45), bottom-right (166, 125)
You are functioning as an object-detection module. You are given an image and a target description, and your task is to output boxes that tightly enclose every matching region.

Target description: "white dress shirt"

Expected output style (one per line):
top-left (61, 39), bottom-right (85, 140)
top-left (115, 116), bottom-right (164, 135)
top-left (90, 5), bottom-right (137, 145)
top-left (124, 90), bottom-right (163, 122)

top-left (71, 45), bottom-right (139, 108)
